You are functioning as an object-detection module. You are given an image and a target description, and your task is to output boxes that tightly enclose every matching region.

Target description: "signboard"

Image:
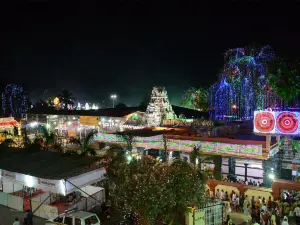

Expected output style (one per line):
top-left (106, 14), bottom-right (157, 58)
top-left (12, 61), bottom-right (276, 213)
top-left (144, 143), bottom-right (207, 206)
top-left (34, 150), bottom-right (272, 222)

top-left (67, 130), bottom-right (76, 137)
top-left (254, 110), bottom-right (300, 136)
top-left (38, 178), bottom-right (57, 188)
top-left (80, 116), bottom-right (99, 126)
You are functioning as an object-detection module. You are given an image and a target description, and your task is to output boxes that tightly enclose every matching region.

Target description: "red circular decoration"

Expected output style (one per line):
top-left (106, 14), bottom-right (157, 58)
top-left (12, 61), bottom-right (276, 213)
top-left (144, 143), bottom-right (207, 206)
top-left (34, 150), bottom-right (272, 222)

top-left (276, 112), bottom-right (299, 133)
top-left (254, 112), bottom-right (275, 133)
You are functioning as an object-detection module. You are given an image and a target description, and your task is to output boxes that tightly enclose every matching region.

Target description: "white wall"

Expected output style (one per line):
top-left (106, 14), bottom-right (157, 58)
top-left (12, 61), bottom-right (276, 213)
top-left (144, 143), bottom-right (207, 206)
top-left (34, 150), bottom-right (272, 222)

top-left (79, 186), bottom-right (103, 197)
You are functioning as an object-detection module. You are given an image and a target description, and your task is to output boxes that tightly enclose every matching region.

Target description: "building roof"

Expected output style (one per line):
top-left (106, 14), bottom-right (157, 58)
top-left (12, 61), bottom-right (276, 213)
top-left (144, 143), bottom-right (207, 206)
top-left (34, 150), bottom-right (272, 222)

top-left (67, 211), bottom-right (97, 219)
top-left (0, 149), bottom-right (100, 179)
top-left (27, 107), bottom-right (146, 118)
top-left (27, 105), bottom-right (209, 119)
top-left (171, 105), bottom-right (209, 119)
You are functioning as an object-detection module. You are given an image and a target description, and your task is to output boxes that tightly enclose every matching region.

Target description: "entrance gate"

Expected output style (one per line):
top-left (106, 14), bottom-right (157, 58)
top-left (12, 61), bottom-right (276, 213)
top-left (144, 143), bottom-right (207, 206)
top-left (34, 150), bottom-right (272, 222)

top-left (187, 202), bottom-right (224, 225)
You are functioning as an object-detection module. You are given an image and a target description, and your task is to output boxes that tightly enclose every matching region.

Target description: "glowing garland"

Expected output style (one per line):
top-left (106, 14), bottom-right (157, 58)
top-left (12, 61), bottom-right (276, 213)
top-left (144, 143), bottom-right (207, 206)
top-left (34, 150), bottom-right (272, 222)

top-left (94, 133), bottom-right (262, 157)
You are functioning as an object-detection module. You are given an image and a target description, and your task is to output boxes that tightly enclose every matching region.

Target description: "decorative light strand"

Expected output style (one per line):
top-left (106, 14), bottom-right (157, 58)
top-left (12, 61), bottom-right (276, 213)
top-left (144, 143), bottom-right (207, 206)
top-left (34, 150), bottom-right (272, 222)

top-left (94, 133), bottom-right (263, 157)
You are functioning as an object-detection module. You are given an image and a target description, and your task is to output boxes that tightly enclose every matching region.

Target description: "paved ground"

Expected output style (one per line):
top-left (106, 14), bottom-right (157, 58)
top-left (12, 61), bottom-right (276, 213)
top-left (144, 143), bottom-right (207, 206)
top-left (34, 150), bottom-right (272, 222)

top-left (0, 205), bottom-right (46, 225)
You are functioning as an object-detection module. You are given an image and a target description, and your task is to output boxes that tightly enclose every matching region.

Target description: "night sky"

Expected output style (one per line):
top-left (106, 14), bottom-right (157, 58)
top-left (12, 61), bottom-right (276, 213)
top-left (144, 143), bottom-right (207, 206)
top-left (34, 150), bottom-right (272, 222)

top-left (0, 1), bottom-right (299, 106)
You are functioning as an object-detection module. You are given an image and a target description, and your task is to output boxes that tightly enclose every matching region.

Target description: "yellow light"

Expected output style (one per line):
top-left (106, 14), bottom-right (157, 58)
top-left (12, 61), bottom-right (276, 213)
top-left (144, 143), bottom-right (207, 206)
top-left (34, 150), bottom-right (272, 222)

top-left (53, 97), bottom-right (60, 106)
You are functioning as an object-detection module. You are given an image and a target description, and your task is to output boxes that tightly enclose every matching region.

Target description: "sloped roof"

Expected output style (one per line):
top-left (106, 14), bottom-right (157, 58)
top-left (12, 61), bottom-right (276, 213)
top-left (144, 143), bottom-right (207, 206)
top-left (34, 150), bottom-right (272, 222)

top-left (27, 107), bottom-right (147, 118)
top-left (27, 105), bottom-right (209, 119)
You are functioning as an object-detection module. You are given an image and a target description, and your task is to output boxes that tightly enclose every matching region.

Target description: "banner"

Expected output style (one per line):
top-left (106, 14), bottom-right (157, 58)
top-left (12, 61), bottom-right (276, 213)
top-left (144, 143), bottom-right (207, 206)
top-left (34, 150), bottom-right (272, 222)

top-left (80, 116), bottom-right (99, 126)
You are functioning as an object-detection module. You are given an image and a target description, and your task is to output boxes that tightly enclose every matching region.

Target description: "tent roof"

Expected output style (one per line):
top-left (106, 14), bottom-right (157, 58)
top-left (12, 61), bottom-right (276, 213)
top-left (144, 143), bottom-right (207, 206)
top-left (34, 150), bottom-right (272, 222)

top-left (0, 149), bottom-right (100, 179)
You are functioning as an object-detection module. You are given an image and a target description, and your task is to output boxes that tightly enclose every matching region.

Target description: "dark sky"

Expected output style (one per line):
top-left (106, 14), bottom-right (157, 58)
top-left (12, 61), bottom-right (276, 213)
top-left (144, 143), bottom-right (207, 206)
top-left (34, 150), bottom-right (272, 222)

top-left (0, 1), bottom-right (299, 106)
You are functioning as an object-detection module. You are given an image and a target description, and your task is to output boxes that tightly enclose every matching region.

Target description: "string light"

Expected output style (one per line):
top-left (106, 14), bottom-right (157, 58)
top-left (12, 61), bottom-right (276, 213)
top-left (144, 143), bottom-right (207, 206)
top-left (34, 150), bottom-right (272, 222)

top-left (95, 133), bottom-right (263, 157)
top-left (209, 46), bottom-right (282, 120)
top-left (2, 84), bottom-right (27, 118)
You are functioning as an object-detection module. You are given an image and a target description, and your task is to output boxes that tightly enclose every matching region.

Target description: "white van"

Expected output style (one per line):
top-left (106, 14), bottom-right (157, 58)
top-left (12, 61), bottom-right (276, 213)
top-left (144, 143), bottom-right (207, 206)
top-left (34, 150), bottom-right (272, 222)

top-left (46, 211), bottom-right (101, 225)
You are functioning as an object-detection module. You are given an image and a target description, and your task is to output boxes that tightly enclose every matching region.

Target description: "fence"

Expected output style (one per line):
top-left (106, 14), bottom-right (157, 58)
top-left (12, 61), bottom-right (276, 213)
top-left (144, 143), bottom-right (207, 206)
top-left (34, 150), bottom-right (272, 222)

top-left (0, 191), bottom-right (24, 211)
top-left (31, 200), bottom-right (59, 219)
top-left (186, 201), bottom-right (224, 225)
top-left (68, 189), bottom-right (105, 211)
top-left (31, 191), bottom-right (56, 204)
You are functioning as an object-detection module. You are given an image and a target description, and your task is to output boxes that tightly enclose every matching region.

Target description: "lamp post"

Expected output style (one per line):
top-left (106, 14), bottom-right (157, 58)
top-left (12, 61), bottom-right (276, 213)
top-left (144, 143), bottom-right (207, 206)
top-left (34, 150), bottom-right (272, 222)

top-left (244, 160), bottom-right (249, 182)
top-left (110, 94), bottom-right (117, 108)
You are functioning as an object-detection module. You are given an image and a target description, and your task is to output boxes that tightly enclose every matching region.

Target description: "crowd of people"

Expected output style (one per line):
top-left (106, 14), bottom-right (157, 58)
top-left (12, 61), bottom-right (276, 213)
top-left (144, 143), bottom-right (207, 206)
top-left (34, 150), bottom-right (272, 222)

top-left (222, 177), bottom-right (264, 188)
top-left (206, 188), bottom-right (300, 225)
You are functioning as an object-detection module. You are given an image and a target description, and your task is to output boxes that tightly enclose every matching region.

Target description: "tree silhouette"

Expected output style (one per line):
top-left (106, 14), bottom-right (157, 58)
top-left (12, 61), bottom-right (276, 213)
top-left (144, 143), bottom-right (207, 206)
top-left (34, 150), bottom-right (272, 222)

top-left (115, 103), bottom-right (128, 108)
top-left (58, 89), bottom-right (74, 110)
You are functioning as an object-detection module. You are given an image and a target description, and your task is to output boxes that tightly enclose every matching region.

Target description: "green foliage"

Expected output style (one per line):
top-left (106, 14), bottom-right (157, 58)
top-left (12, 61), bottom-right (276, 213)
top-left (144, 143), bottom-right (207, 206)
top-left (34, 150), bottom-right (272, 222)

top-left (181, 87), bottom-right (208, 111)
top-left (38, 125), bottom-right (62, 151)
top-left (116, 132), bottom-right (135, 151)
top-left (21, 128), bottom-right (42, 153)
top-left (269, 58), bottom-right (300, 107)
top-left (70, 130), bottom-right (97, 156)
top-left (107, 155), bottom-right (206, 224)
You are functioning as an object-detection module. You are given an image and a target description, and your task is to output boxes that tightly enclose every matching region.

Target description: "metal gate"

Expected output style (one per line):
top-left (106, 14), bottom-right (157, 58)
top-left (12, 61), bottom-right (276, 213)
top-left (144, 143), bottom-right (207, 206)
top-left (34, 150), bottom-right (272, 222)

top-left (193, 201), bottom-right (224, 225)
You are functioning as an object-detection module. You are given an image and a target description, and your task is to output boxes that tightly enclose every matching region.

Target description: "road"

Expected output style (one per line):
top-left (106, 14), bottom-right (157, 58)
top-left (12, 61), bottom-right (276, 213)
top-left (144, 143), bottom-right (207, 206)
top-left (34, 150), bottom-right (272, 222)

top-left (0, 205), bottom-right (46, 225)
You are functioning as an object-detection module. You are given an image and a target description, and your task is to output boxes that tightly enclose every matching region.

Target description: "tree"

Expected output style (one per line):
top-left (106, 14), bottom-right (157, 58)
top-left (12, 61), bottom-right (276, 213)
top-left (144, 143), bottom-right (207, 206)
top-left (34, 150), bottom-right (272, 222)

top-left (269, 58), bottom-right (300, 108)
top-left (181, 87), bottom-right (208, 111)
top-left (115, 103), bottom-right (128, 108)
top-left (116, 132), bottom-right (135, 152)
top-left (58, 89), bottom-right (74, 110)
top-left (70, 130), bottom-right (97, 156)
top-left (38, 125), bottom-right (62, 151)
top-left (107, 156), bottom-right (206, 224)
top-left (21, 128), bottom-right (42, 153)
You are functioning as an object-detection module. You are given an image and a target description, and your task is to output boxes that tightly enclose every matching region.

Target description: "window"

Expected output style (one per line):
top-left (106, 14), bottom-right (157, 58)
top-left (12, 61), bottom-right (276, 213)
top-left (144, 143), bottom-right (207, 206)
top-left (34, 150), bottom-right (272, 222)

top-left (54, 217), bottom-right (63, 223)
top-left (75, 218), bottom-right (82, 225)
top-left (64, 217), bottom-right (73, 225)
top-left (85, 215), bottom-right (99, 225)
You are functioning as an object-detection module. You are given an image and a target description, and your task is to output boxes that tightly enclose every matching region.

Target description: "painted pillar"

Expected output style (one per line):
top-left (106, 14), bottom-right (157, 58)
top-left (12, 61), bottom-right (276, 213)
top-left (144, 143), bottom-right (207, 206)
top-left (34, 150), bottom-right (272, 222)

top-left (266, 135), bottom-right (271, 151)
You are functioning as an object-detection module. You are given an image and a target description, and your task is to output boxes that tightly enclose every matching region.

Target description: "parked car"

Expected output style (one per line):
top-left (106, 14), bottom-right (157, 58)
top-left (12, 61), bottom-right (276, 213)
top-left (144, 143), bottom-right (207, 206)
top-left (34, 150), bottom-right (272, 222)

top-left (45, 210), bottom-right (100, 225)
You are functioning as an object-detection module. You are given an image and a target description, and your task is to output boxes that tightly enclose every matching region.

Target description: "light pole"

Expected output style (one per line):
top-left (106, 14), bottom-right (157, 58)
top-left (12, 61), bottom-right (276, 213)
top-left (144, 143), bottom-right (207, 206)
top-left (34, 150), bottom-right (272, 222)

top-left (110, 94), bottom-right (117, 108)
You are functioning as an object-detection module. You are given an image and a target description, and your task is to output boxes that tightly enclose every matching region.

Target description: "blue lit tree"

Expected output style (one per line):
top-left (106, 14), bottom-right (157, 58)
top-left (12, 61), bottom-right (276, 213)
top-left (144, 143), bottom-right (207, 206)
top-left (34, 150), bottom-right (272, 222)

top-left (2, 84), bottom-right (28, 118)
top-left (209, 46), bottom-right (281, 120)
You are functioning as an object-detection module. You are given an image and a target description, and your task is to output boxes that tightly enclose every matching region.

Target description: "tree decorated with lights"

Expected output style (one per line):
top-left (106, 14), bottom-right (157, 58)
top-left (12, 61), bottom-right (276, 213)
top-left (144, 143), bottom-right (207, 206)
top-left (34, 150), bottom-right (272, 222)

top-left (209, 46), bottom-right (282, 120)
top-left (181, 87), bottom-right (209, 111)
top-left (2, 84), bottom-right (28, 118)
top-left (107, 155), bottom-right (206, 224)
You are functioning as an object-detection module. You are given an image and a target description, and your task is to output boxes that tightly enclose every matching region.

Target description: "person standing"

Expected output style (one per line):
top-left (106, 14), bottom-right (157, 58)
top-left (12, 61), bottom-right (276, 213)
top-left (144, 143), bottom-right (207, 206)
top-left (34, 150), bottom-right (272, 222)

top-left (26, 209), bottom-right (33, 225)
top-left (215, 189), bottom-right (220, 200)
top-left (294, 204), bottom-right (300, 225)
top-left (13, 218), bottom-right (20, 225)
top-left (282, 216), bottom-right (289, 225)
top-left (243, 196), bottom-right (250, 223)
top-left (221, 190), bottom-right (225, 200)
top-left (271, 211), bottom-right (276, 225)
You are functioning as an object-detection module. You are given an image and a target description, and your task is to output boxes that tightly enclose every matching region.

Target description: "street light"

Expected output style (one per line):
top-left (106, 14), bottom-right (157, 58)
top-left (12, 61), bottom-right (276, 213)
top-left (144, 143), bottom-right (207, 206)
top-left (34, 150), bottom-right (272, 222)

top-left (110, 94), bottom-right (117, 108)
